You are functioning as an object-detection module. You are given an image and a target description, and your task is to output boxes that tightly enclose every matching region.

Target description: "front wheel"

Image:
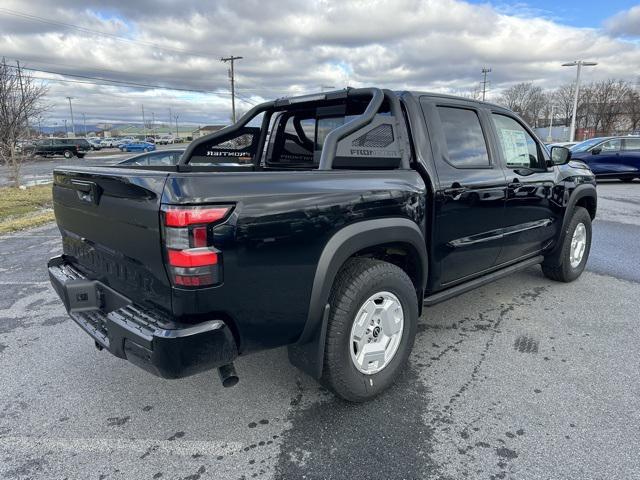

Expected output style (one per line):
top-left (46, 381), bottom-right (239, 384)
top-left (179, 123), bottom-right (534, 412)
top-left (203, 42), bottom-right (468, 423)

top-left (63, 150), bottom-right (73, 159)
top-left (144, 147), bottom-right (150, 152)
top-left (542, 206), bottom-right (592, 282)
top-left (321, 258), bottom-right (418, 402)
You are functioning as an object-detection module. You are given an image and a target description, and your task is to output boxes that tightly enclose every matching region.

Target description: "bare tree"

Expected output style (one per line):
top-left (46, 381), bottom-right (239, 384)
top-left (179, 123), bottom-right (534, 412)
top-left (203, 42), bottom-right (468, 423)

top-left (498, 82), bottom-right (545, 126)
top-left (583, 79), bottom-right (630, 135)
top-left (552, 83), bottom-right (576, 126)
top-left (0, 58), bottom-right (48, 186)
top-left (623, 88), bottom-right (640, 133)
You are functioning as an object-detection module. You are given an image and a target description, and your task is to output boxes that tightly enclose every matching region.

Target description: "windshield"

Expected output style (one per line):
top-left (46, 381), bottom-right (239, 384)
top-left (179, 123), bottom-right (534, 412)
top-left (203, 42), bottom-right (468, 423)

top-left (571, 138), bottom-right (605, 152)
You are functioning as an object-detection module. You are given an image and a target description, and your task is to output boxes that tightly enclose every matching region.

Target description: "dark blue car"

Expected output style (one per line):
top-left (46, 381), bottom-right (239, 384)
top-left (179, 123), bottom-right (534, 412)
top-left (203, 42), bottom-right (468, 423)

top-left (570, 136), bottom-right (640, 182)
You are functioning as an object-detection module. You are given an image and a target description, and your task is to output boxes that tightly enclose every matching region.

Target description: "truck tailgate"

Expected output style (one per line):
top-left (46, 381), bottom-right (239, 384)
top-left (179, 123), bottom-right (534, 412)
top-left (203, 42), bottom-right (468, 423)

top-left (52, 166), bottom-right (172, 312)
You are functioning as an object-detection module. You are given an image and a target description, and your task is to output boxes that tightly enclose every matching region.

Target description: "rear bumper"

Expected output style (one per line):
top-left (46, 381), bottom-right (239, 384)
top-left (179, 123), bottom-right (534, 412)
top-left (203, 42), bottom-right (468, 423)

top-left (48, 255), bottom-right (238, 379)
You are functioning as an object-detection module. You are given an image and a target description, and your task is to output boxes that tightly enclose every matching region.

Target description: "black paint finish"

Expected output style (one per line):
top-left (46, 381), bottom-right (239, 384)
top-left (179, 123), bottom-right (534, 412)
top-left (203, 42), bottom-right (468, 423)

top-left (48, 89), bottom-right (597, 380)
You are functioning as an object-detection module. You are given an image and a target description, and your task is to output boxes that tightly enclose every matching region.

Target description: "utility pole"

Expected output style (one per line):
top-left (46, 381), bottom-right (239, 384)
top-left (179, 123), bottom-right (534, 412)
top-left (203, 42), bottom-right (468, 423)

top-left (142, 104), bottom-right (147, 139)
top-left (221, 55), bottom-right (243, 123)
top-left (66, 96), bottom-right (75, 136)
top-left (82, 113), bottom-right (87, 137)
top-left (151, 112), bottom-right (155, 139)
top-left (481, 67), bottom-right (492, 101)
top-left (562, 60), bottom-right (597, 142)
top-left (174, 114), bottom-right (179, 140)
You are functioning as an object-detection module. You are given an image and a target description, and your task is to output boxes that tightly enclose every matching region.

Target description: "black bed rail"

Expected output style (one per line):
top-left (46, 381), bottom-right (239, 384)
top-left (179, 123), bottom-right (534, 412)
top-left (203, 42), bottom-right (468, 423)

top-left (180, 87), bottom-right (410, 169)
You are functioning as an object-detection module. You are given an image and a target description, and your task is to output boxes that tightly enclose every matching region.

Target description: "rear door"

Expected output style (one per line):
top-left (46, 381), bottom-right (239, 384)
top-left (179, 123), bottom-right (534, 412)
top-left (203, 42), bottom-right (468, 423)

top-left (488, 112), bottom-right (558, 264)
top-left (52, 167), bottom-right (172, 311)
top-left (420, 97), bottom-right (507, 287)
top-left (621, 138), bottom-right (640, 176)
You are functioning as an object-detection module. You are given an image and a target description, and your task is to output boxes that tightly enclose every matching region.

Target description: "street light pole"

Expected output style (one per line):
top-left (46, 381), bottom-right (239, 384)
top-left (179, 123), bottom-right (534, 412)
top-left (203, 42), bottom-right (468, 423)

top-left (174, 114), bottom-right (179, 140)
top-left (547, 105), bottom-right (556, 142)
top-left (82, 113), bottom-right (87, 137)
top-left (562, 60), bottom-right (597, 142)
top-left (66, 96), bottom-right (75, 137)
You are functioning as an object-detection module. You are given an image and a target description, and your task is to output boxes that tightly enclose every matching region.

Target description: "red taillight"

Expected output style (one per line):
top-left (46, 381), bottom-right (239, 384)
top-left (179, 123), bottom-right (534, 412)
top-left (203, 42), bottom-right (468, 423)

top-left (167, 249), bottom-right (218, 268)
top-left (161, 205), bottom-right (232, 288)
top-left (164, 207), bottom-right (230, 227)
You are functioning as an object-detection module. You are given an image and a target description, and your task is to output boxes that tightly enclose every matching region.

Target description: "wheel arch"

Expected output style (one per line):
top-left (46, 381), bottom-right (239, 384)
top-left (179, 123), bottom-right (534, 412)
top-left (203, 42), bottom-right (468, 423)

top-left (287, 218), bottom-right (428, 379)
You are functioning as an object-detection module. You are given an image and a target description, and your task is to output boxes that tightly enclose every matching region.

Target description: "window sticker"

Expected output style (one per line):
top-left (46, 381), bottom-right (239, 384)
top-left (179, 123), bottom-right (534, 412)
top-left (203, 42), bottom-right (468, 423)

top-left (499, 129), bottom-right (529, 167)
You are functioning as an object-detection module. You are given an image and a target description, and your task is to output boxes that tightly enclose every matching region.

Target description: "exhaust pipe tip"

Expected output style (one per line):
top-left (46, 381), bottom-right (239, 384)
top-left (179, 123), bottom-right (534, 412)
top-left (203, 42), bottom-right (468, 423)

top-left (218, 363), bottom-right (239, 388)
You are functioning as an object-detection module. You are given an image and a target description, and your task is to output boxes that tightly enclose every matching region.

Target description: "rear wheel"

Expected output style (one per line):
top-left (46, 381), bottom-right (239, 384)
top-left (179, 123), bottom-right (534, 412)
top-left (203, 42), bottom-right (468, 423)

top-left (63, 150), bottom-right (73, 159)
top-left (542, 206), bottom-right (592, 282)
top-left (322, 258), bottom-right (418, 402)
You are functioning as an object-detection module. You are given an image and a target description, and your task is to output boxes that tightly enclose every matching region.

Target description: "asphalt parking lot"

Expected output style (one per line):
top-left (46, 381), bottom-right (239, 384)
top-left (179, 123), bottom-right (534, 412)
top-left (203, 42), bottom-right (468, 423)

top-left (0, 181), bottom-right (639, 479)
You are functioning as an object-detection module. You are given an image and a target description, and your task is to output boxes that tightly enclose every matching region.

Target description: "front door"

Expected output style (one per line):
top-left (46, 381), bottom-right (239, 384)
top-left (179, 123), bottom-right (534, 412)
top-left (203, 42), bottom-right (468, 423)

top-left (421, 99), bottom-right (507, 287)
top-left (489, 113), bottom-right (558, 265)
top-left (587, 138), bottom-right (624, 176)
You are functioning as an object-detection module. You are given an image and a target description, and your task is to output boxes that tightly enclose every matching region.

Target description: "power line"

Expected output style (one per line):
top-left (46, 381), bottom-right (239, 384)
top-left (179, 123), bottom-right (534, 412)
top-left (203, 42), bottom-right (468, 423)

top-left (0, 7), bottom-right (218, 59)
top-left (4, 63), bottom-right (232, 94)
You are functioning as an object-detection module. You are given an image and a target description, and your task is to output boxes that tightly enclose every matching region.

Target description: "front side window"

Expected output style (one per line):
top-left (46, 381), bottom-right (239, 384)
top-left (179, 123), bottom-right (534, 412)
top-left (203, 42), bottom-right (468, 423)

top-left (492, 114), bottom-right (544, 169)
top-left (437, 107), bottom-right (490, 168)
top-left (600, 139), bottom-right (621, 152)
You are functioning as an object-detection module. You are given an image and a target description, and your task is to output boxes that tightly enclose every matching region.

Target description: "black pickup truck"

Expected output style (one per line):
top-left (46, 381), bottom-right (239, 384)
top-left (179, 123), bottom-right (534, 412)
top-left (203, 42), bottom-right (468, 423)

top-left (48, 88), bottom-right (596, 402)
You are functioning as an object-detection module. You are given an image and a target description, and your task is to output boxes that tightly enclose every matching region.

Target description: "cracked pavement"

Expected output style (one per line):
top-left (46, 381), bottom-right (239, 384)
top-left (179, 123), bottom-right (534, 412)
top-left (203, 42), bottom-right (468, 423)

top-left (0, 180), bottom-right (639, 479)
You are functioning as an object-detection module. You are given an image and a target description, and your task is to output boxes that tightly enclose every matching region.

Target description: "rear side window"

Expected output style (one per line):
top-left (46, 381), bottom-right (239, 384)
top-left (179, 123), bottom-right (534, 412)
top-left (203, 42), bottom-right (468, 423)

top-left (624, 138), bottom-right (640, 151)
top-left (437, 107), bottom-right (490, 168)
top-left (269, 114), bottom-right (316, 166)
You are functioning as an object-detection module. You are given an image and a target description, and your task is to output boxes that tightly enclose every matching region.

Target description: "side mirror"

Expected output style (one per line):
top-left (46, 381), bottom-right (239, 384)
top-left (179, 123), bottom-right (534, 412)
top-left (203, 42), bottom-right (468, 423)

top-left (550, 146), bottom-right (571, 166)
top-left (591, 147), bottom-right (601, 155)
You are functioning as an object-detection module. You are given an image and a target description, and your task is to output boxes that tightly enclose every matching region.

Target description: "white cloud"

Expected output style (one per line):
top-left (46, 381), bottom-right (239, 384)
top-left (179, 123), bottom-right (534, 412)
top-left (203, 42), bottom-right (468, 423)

top-left (1, 0), bottom-right (639, 127)
top-left (605, 5), bottom-right (640, 37)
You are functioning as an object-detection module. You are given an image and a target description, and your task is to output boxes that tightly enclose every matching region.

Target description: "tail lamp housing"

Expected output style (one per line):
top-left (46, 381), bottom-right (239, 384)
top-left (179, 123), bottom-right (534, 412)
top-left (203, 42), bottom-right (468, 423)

top-left (161, 205), bottom-right (232, 287)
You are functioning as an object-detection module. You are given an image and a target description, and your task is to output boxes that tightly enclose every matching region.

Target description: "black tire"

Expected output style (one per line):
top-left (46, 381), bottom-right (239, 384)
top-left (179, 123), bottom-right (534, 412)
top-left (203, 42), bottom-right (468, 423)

top-left (63, 150), bottom-right (73, 159)
top-left (77, 153), bottom-right (85, 159)
top-left (321, 258), bottom-right (418, 402)
top-left (542, 206), bottom-right (592, 282)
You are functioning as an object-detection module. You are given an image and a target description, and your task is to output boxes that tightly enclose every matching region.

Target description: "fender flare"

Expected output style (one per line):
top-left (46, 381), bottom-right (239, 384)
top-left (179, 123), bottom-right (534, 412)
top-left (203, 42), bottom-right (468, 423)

top-left (560, 183), bottom-right (597, 235)
top-left (287, 218), bottom-right (428, 379)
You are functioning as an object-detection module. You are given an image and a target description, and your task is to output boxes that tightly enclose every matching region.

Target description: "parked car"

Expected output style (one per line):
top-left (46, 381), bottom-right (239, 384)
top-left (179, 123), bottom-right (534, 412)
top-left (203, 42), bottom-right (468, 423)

top-left (156, 135), bottom-right (175, 145)
top-left (87, 139), bottom-right (102, 151)
top-left (121, 141), bottom-right (156, 152)
top-left (547, 142), bottom-right (577, 149)
top-left (48, 88), bottom-right (596, 402)
top-left (570, 136), bottom-right (640, 182)
top-left (117, 139), bottom-right (135, 151)
top-left (24, 138), bottom-right (90, 158)
top-left (100, 138), bottom-right (118, 148)
top-left (118, 149), bottom-right (184, 166)
top-left (15, 139), bottom-right (36, 153)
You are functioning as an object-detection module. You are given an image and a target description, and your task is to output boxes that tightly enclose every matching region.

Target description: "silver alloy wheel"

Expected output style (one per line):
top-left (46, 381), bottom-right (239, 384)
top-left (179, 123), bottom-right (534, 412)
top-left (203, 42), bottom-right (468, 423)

top-left (569, 222), bottom-right (587, 268)
top-left (349, 291), bottom-right (404, 375)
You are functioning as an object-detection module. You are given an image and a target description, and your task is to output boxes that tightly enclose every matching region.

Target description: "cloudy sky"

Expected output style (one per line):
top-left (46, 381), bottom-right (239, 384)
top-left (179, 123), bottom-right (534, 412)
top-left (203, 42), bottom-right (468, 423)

top-left (1, 0), bottom-right (639, 129)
